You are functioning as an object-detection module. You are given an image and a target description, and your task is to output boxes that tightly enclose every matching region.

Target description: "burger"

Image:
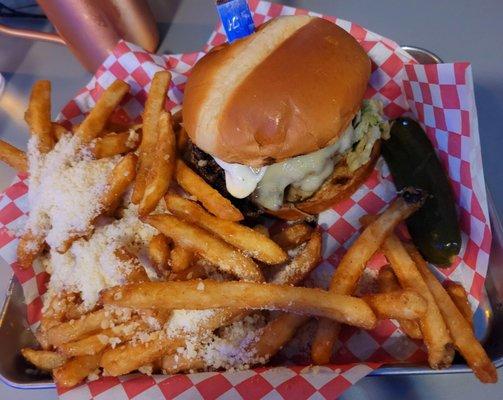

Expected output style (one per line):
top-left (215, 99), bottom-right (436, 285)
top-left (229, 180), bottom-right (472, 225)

top-left (182, 15), bottom-right (389, 220)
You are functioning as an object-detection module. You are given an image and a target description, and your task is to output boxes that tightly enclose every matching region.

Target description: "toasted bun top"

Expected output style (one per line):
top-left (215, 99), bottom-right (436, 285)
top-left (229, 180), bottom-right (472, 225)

top-left (183, 16), bottom-right (370, 167)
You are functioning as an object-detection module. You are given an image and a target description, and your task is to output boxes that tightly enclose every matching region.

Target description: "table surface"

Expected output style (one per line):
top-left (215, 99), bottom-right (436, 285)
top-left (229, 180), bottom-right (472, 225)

top-left (0, 0), bottom-right (502, 398)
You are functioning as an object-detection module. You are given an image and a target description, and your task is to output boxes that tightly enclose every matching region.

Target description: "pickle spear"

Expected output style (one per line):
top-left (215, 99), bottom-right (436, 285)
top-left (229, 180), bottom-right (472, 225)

top-left (382, 118), bottom-right (461, 266)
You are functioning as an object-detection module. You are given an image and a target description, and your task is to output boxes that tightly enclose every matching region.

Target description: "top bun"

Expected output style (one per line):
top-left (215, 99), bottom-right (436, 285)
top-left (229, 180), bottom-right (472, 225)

top-left (183, 16), bottom-right (371, 167)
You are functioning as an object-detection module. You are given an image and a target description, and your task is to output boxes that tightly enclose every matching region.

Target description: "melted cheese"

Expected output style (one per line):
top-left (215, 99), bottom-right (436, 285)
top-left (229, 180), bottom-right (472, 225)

top-left (254, 124), bottom-right (356, 210)
top-left (213, 157), bottom-right (267, 199)
top-left (213, 99), bottom-right (389, 211)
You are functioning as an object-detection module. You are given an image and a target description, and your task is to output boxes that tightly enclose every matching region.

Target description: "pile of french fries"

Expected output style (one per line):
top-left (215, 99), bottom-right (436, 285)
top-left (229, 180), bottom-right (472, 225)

top-left (0, 73), bottom-right (496, 387)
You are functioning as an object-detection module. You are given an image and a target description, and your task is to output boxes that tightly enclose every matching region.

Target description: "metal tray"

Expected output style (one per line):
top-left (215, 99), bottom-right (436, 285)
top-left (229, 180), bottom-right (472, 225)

top-left (0, 47), bottom-right (501, 389)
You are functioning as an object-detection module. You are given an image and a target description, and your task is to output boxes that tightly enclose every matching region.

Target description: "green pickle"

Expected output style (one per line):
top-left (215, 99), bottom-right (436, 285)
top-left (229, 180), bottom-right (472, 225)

top-left (382, 118), bottom-right (461, 266)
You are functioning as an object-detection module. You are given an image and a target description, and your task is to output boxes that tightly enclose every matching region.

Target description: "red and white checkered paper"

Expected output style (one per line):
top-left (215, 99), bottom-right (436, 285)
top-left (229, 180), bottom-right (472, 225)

top-left (0, 1), bottom-right (491, 398)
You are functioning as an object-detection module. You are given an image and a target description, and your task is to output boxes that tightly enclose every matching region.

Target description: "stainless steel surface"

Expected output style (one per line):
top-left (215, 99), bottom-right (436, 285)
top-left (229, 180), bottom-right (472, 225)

top-left (1, 1), bottom-right (502, 398)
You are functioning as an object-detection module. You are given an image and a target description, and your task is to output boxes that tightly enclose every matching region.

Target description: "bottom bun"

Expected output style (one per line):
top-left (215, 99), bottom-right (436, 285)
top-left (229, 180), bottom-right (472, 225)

top-left (267, 141), bottom-right (381, 220)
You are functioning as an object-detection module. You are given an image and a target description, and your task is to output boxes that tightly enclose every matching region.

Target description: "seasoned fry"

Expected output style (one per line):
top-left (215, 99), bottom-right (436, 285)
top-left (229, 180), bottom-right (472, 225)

top-left (362, 290), bottom-right (427, 320)
top-left (46, 309), bottom-right (108, 346)
top-left (40, 292), bottom-right (83, 332)
top-left (146, 214), bottom-right (263, 282)
top-left (170, 245), bottom-right (193, 273)
top-left (169, 261), bottom-right (206, 281)
top-left (53, 354), bottom-right (101, 388)
top-left (17, 230), bottom-right (45, 269)
top-left (100, 153), bottom-right (137, 214)
top-left (165, 194), bottom-right (287, 264)
top-left (383, 235), bottom-right (454, 369)
top-left (312, 192), bottom-right (424, 365)
top-left (115, 248), bottom-right (150, 283)
top-left (26, 80), bottom-right (54, 153)
top-left (272, 224), bottom-right (313, 250)
top-left (139, 111), bottom-right (176, 216)
top-left (270, 231), bottom-right (322, 285)
top-left (52, 122), bottom-right (68, 140)
top-left (132, 71), bottom-right (171, 204)
top-left (100, 331), bottom-right (184, 377)
top-left (167, 231), bottom-right (323, 369)
top-left (0, 139), bottom-right (28, 172)
top-left (102, 296), bottom-right (259, 376)
top-left (408, 244), bottom-right (497, 383)
top-left (148, 234), bottom-right (171, 277)
top-left (58, 331), bottom-right (109, 357)
top-left (58, 319), bottom-right (148, 357)
top-left (92, 127), bottom-right (141, 158)
top-left (56, 153), bottom-right (137, 253)
top-left (251, 313), bottom-right (310, 361)
top-left (175, 160), bottom-right (244, 221)
top-left (102, 280), bottom-right (377, 329)
top-left (75, 80), bottom-right (130, 144)
top-left (21, 348), bottom-right (66, 371)
top-left (161, 353), bottom-right (206, 374)
top-left (445, 281), bottom-right (473, 329)
top-left (377, 266), bottom-right (423, 339)
top-left (252, 225), bottom-right (269, 237)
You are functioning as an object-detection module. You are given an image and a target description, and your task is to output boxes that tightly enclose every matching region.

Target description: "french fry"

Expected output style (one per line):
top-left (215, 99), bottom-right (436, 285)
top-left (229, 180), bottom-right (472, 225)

top-left (56, 154), bottom-right (137, 253)
top-left (175, 160), bottom-right (243, 221)
top-left (148, 234), bottom-right (171, 277)
top-left (0, 140), bottom-right (28, 172)
top-left (101, 303), bottom-right (256, 376)
top-left (146, 214), bottom-right (263, 282)
top-left (53, 354), bottom-right (101, 388)
top-left (100, 331), bottom-right (184, 377)
top-left (362, 290), bottom-right (427, 320)
top-left (170, 245), bottom-right (193, 273)
top-left (312, 192), bottom-right (425, 365)
top-left (92, 126), bottom-right (141, 158)
top-left (102, 280), bottom-right (377, 329)
top-left (169, 261), bottom-right (206, 281)
top-left (100, 153), bottom-right (137, 214)
top-left (270, 230), bottom-right (322, 285)
top-left (252, 225), bottom-right (269, 237)
top-left (21, 348), bottom-right (66, 371)
top-left (383, 235), bottom-right (454, 369)
top-left (272, 224), bottom-right (313, 250)
top-left (40, 292), bottom-right (83, 332)
top-left (165, 194), bottom-right (287, 264)
top-left (132, 71), bottom-right (171, 204)
top-left (377, 266), bottom-right (423, 339)
top-left (161, 353), bottom-right (206, 374)
top-left (115, 247), bottom-right (150, 283)
top-left (17, 230), bottom-right (45, 269)
top-left (251, 313), bottom-right (310, 361)
top-left (407, 244), bottom-right (497, 383)
top-left (139, 111), bottom-right (176, 216)
top-left (25, 80), bottom-right (54, 153)
top-left (58, 331), bottom-right (110, 357)
top-left (445, 281), bottom-right (473, 329)
top-left (173, 231), bottom-right (323, 368)
top-left (52, 122), bottom-right (69, 140)
top-left (58, 319), bottom-right (148, 357)
top-left (75, 80), bottom-right (130, 144)
top-left (46, 309), bottom-right (108, 347)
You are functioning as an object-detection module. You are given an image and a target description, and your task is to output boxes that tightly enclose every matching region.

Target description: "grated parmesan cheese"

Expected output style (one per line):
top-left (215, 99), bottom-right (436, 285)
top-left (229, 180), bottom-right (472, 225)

top-left (26, 134), bottom-right (118, 249)
top-left (45, 197), bottom-right (156, 308)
